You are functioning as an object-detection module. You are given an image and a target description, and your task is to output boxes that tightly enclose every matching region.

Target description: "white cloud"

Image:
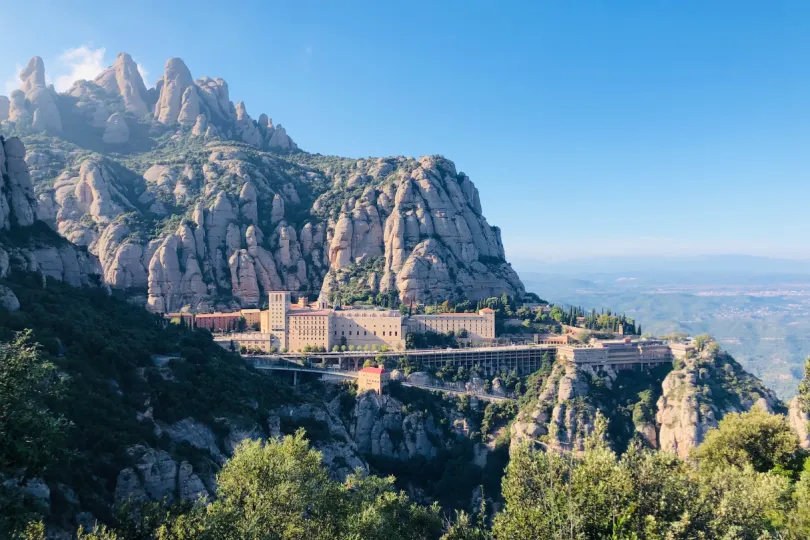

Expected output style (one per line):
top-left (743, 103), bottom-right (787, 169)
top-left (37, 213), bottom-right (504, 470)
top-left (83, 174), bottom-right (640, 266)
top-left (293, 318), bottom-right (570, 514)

top-left (4, 63), bottom-right (23, 95)
top-left (53, 45), bottom-right (107, 92)
top-left (136, 63), bottom-right (149, 87)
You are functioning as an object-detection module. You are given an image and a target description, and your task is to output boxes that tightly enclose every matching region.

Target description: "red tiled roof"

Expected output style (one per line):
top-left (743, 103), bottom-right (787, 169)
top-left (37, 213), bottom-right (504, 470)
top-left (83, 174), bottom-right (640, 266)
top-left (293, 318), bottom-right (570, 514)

top-left (479, 308), bottom-right (495, 313)
top-left (359, 366), bottom-right (385, 374)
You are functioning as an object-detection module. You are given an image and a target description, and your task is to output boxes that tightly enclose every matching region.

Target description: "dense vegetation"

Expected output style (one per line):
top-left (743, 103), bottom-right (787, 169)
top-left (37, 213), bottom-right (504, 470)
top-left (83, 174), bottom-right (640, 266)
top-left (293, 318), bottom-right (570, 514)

top-left (3, 270), bottom-right (810, 538)
top-left (0, 272), bottom-right (300, 534)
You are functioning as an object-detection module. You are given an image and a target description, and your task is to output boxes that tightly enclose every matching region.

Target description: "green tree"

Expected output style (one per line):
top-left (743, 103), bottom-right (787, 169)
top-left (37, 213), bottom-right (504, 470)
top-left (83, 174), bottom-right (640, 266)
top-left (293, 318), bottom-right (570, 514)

top-left (205, 432), bottom-right (345, 539)
top-left (692, 407), bottom-right (805, 474)
top-left (0, 332), bottom-right (67, 537)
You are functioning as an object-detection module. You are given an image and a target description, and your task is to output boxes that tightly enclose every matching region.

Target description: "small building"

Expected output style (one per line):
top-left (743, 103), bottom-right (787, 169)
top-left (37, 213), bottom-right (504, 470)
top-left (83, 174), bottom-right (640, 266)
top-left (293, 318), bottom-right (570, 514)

top-left (669, 340), bottom-right (696, 359)
top-left (357, 366), bottom-right (390, 394)
top-left (195, 312), bottom-right (243, 332)
top-left (240, 308), bottom-right (262, 329)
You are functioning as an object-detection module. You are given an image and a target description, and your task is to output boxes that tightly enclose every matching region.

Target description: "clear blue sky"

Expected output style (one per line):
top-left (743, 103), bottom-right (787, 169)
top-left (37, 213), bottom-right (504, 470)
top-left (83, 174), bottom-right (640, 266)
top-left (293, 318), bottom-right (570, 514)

top-left (2, 1), bottom-right (809, 263)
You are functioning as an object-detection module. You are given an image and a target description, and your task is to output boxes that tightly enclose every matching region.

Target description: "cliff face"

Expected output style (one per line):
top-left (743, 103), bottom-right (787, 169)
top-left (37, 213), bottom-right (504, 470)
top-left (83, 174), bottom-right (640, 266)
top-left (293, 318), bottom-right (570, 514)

top-left (510, 349), bottom-right (785, 458)
top-left (1, 54), bottom-right (523, 309)
top-left (510, 361), bottom-right (599, 453)
top-left (0, 136), bottom-right (100, 290)
top-left (656, 350), bottom-right (781, 458)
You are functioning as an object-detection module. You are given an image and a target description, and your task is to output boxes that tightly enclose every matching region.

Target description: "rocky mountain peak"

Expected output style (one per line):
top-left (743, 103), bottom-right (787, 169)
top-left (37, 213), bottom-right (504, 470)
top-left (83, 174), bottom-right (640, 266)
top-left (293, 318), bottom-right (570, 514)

top-left (20, 56), bottom-right (46, 94)
top-left (10, 56), bottom-right (63, 133)
top-left (94, 52), bottom-right (149, 116)
top-left (153, 57), bottom-right (194, 124)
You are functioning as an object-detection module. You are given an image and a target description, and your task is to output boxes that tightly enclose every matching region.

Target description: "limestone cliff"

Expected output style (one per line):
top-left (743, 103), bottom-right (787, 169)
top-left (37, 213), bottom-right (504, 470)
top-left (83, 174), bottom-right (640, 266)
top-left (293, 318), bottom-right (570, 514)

top-left (655, 349), bottom-right (781, 459)
top-left (0, 136), bottom-right (100, 289)
top-left (1, 53), bottom-right (523, 309)
top-left (510, 360), bottom-right (601, 453)
top-left (510, 347), bottom-right (784, 458)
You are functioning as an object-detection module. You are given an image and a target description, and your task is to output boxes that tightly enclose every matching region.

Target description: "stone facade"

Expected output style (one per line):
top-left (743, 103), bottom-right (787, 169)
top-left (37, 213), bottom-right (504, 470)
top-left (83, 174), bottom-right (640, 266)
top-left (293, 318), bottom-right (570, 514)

top-left (557, 338), bottom-right (675, 370)
top-left (357, 366), bottom-right (390, 394)
top-left (406, 308), bottom-right (495, 343)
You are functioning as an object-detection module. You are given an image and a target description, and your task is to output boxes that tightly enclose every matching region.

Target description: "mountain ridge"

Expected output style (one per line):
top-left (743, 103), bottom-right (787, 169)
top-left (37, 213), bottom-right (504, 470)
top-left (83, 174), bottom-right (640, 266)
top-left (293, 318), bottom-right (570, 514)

top-left (0, 53), bottom-right (524, 310)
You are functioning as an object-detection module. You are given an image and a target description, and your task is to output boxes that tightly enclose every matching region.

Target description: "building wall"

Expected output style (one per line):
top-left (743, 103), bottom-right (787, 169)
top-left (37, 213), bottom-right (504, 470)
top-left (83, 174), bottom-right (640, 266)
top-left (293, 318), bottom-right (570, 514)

top-left (240, 309), bottom-right (262, 328)
top-left (195, 313), bottom-right (242, 332)
top-left (334, 310), bottom-right (405, 350)
top-left (357, 371), bottom-right (390, 394)
top-left (287, 313), bottom-right (332, 352)
top-left (557, 345), bottom-right (609, 364)
top-left (407, 310), bottom-right (495, 343)
top-left (215, 333), bottom-right (273, 352)
top-left (264, 291), bottom-right (291, 350)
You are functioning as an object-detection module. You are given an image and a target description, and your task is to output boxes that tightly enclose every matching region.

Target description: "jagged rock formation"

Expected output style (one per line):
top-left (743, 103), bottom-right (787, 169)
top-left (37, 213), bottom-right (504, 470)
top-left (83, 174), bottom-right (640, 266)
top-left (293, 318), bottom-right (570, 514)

top-left (317, 155), bottom-right (524, 304)
top-left (350, 391), bottom-right (441, 460)
top-left (14, 57), bottom-right (62, 133)
top-left (656, 349), bottom-right (781, 459)
top-left (4, 52), bottom-right (522, 309)
top-left (94, 52), bottom-right (150, 116)
top-left (0, 136), bottom-right (100, 285)
top-left (510, 347), bottom-right (786, 458)
top-left (102, 113), bottom-right (130, 144)
top-left (510, 360), bottom-right (599, 453)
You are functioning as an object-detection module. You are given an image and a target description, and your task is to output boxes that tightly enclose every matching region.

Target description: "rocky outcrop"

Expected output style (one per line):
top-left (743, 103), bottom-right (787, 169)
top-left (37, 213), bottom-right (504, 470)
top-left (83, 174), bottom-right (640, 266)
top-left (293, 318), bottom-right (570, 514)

top-left (319, 156), bottom-right (524, 303)
top-left (7, 51), bottom-right (521, 310)
top-left (0, 136), bottom-right (38, 228)
top-left (154, 58), bottom-right (194, 124)
top-left (94, 52), bottom-right (149, 116)
top-left (0, 285), bottom-right (20, 311)
top-left (8, 91), bottom-right (27, 123)
top-left (656, 349), bottom-right (781, 459)
top-left (114, 445), bottom-right (209, 506)
top-left (102, 113), bottom-right (130, 144)
top-left (235, 102), bottom-right (261, 146)
top-left (510, 360), bottom-right (597, 453)
top-left (788, 397), bottom-right (810, 450)
top-left (18, 57), bottom-right (62, 133)
top-left (0, 138), bottom-right (98, 285)
top-left (351, 392), bottom-right (440, 460)
top-left (0, 95), bottom-right (9, 122)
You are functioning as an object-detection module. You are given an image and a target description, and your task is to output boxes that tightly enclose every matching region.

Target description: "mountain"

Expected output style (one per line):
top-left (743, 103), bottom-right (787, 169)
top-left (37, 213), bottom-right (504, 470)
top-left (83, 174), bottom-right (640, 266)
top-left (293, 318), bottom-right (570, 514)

top-left (510, 342), bottom-right (784, 457)
top-left (0, 54), bottom-right (523, 311)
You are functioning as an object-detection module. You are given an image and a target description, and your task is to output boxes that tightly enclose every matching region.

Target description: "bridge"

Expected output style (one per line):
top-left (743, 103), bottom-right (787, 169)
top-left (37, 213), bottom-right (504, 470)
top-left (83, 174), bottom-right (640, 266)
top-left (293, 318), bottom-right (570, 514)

top-left (241, 343), bottom-right (555, 376)
top-left (251, 361), bottom-right (515, 402)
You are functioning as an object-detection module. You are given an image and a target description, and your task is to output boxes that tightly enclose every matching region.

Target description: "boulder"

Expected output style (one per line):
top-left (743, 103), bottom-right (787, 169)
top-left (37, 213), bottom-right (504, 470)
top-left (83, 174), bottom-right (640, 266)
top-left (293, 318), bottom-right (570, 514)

top-left (102, 113), bottom-right (130, 144)
top-left (0, 285), bottom-right (20, 312)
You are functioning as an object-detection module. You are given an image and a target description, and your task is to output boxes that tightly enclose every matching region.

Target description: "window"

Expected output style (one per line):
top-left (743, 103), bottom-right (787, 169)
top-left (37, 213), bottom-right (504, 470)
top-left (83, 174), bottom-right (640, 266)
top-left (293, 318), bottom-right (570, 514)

top-left (342, 331), bottom-right (345, 336)
top-left (394, 331), bottom-right (398, 336)
top-left (364, 331), bottom-right (367, 336)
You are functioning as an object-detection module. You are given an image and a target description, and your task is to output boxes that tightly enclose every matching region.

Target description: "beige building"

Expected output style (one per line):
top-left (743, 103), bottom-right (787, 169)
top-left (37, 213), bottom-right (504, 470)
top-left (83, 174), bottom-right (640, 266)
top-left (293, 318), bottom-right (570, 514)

top-left (357, 366), bottom-right (390, 394)
top-left (669, 340), bottom-right (696, 359)
top-left (259, 292), bottom-right (405, 352)
top-left (558, 338), bottom-right (673, 370)
top-left (287, 309), bottom-right (331, 352)
top-left (406, 308), bottom-right (496, 343)
top-left (215, 333), bottom-right (275, 353)
top-left (334, 309), bottom-right (405, 350)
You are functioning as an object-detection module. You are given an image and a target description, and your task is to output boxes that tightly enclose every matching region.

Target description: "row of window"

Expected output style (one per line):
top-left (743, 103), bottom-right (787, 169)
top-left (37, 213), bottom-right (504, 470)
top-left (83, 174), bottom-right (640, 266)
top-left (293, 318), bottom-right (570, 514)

top-left (335, 330), bottom-right (398, 337)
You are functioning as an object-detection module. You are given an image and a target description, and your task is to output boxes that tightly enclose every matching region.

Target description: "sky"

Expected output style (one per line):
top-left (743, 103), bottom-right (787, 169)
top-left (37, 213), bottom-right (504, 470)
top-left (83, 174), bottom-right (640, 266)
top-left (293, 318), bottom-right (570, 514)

top-left (1, 0), bottom-right (809, 264)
